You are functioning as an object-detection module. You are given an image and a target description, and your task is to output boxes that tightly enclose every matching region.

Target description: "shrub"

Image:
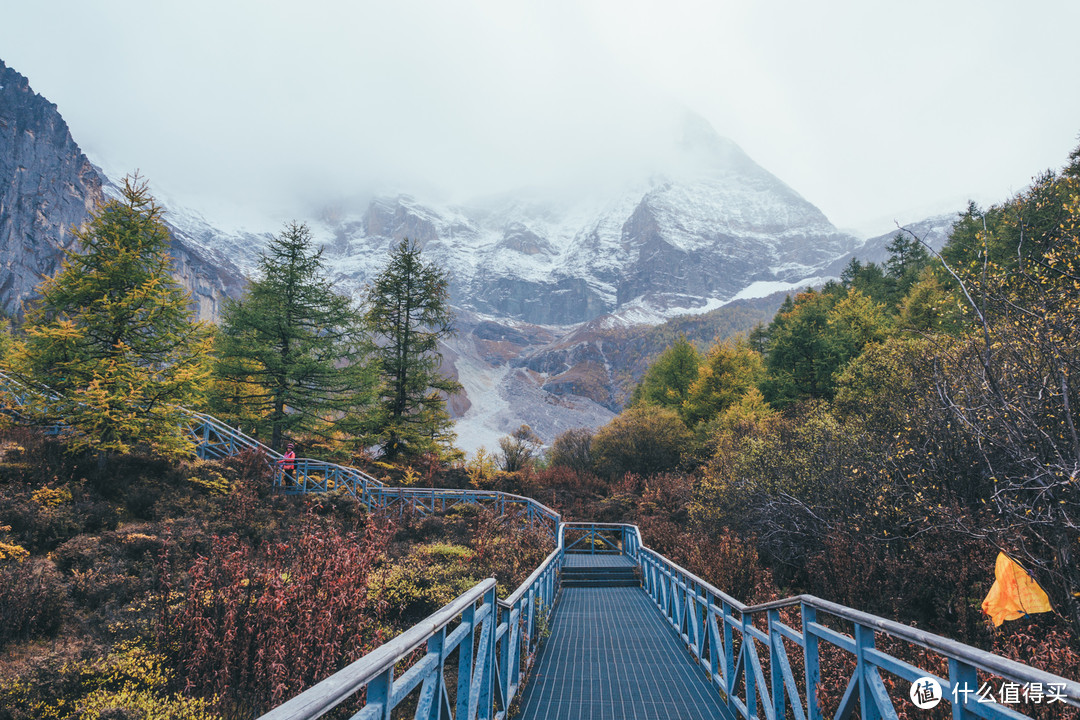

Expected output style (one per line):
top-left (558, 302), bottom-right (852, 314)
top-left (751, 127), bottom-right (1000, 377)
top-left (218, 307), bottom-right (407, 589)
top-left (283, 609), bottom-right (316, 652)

top-left (0, 642), bottom-right (216, 720)
top-left (377, 542), bottom-right (480, 624)
top-left (591, 405), bottom-right (691, 479)
top-left (161, 517), bottom-right (392, 718)
top-left (546, 428), bottom-right (593, 474)
top-left (497, 424), bottom-right (541, 472)
top-left (0, 557), bottom-right (68, 647)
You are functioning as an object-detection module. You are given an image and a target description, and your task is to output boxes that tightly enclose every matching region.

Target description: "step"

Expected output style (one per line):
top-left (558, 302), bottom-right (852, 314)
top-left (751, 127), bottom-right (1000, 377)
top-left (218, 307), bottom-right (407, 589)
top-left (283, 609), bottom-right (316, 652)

top-left (562, 578), bottom-right (641, 588)
top-left (561, 565), bottom-right (640, 587)
top-left (562, 566), bottom-right (637, 574)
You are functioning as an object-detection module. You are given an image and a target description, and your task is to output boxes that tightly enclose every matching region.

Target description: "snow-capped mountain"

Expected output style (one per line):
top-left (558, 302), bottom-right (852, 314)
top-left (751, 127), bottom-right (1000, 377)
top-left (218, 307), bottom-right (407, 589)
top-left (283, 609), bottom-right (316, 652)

top-left (3, 56), bottom-right (948, 452)
top-left (170, 114), bottom-right (857, 327)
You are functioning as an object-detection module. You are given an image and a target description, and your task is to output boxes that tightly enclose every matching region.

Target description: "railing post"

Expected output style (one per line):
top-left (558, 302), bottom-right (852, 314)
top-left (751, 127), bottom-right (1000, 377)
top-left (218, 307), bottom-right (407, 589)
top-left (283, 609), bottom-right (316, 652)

top-left (802, 604), bottom-right (821, 720)
top-left (423, 627), bottom-right (447, 720)
top-left (948, 658), bottom-right (977, 720)
top-left (768, 609), bottom-right (785, 720)
top-left (502, 602), bottom-right (519, 704)
top-left (456, 602), bottom-right (476, 720)
top-left (855, 622), bottom-right (881, 720)
top-left (365, 667), bottom-right (393, 720)
top-left (478, 586), bottom-right (497, 720)
top-left (742, 611), bottom-right (757, 720)
top-left (526, 586), bottom-right (536, 655)
top-left (708, 596), bottom-right (721, 692)
top-left (723, 601), bottom-right (735, 703)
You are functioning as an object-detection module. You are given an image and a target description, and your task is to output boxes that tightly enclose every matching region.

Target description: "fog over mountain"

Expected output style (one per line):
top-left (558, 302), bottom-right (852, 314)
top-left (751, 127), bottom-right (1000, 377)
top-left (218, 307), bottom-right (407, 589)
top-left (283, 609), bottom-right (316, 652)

top-left (2, 0), bottom-right (1077, 452)
top-left (2, 2), bottom-right (1078, 236)
top-left (1, 56), bottom-right (861, 451)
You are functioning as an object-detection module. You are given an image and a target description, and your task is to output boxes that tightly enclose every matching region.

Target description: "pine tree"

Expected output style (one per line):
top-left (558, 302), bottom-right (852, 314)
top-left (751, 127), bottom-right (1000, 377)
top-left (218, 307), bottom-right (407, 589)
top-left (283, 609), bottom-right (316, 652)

top-left (366, 238), bottom-right (461, 459)
top-left (11, 176), bottom-right (212, 456)
top-left (212, 222), bottom-right (376, 450)
top-left (884, 232), bottom-right (930, 281)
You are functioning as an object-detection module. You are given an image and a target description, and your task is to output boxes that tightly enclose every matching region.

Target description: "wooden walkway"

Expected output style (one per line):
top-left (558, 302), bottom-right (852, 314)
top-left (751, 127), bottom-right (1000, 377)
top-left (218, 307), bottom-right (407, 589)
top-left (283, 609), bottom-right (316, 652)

top-left (516, 585), bottom-right (729, 720)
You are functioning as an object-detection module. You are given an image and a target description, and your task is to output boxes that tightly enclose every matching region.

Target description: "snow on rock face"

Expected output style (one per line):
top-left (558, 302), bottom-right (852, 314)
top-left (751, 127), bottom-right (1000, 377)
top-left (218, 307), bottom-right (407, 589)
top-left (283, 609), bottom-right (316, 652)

top-left (162, 115), bottom-right (857, 329)
top-left (267, 125), bottom-right (852, 325)
top-left (152, 115), bottom-right (868, 451)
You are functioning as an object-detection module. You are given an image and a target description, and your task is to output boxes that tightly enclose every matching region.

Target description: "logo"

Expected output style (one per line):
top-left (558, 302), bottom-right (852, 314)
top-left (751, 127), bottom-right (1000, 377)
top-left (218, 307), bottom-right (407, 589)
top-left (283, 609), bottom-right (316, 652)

top-left (910, 677), bottom-right (943, 709)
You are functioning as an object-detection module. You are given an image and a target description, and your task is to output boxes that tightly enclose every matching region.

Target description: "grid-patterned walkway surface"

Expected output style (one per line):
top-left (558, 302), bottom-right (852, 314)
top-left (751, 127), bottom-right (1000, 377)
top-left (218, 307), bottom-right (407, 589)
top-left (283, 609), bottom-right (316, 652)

top-left (516, 587), bottom-right (728, 720)
top-left (563, 554), bottom-right (636, 568)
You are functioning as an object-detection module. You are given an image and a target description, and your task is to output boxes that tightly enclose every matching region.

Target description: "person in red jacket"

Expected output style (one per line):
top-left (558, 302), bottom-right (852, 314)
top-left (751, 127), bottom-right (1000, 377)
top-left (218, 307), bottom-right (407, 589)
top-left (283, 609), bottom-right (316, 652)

top-left (278, 443), bottom-right (297, 485)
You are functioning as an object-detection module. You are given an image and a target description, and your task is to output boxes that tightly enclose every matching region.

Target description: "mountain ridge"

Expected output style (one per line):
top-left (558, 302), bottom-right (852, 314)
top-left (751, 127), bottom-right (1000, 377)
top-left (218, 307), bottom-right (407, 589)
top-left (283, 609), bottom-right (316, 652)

top-left (0, 56), bottom-right (958, 451)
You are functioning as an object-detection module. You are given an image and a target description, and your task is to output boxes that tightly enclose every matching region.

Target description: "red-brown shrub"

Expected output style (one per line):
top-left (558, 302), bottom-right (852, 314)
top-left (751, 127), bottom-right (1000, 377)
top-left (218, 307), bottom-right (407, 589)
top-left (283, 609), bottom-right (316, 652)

top-left (160, 516), bottom-right (393, 718)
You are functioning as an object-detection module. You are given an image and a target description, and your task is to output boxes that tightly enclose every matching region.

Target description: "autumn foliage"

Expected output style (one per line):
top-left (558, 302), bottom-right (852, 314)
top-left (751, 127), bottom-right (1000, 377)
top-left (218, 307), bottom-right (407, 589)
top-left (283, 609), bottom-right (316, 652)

top-left (159, 517), bottom-right (392, 718)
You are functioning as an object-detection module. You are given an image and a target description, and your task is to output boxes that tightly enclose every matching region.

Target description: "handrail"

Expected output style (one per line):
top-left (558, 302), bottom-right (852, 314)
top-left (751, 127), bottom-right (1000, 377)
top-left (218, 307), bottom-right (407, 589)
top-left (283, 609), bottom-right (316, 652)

top-left (0, 368), bottom-right (566, 719)
top-left (261, 580), bottom-right (498, 720)
top-left (637, 535), bottom-right (1079, 697)
top-left (626, 522), bottom-right (1080, 716)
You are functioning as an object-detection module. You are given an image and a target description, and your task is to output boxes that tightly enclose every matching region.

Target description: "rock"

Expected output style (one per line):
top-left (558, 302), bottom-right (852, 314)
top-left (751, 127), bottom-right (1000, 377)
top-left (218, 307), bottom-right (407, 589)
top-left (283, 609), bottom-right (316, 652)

top-left (0, 59), bottom-right (245, 322)
top-left (0, 59), bottom-right (101, 318)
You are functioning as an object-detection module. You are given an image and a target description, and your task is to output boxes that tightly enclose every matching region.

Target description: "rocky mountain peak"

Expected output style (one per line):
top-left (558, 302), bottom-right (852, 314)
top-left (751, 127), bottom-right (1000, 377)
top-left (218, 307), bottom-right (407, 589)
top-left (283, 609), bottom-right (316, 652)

top-left (0, 58), bottom-right (245, 321)
top-left (0, 59), bottom-right (102, 318)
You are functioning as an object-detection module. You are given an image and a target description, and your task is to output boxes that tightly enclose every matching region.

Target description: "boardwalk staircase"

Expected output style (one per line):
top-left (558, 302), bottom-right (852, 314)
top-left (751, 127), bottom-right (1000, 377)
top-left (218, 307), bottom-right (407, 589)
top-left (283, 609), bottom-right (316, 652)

top-left (1, 368), bottom-right (1078, 720)
top-left (560, 564), bottom-right (639, 588)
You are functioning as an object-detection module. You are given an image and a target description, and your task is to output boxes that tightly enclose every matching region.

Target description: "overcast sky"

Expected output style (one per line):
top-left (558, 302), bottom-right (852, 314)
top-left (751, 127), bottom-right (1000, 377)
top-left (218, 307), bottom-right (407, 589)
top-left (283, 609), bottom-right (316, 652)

top-left (3, 0), bottom-right (1078, 235)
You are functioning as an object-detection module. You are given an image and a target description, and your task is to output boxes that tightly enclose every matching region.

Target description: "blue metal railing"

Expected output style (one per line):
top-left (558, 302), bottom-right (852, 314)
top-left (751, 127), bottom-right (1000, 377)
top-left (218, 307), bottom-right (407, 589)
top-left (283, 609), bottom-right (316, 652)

top-left (562, 522), bottom-right (641, 557)
top-left (0, 367), bottom-right (566, 718)
top-left (260, 525), bottom-right (564, 720)
top-left (0, 369), bottom-right (65, 434)
top-left (629, 523), bottom-right (1080, 719)
top-left (3, 368), bottom-right (1079, 718)
top-left (261, 580), bottom-right (503, 720)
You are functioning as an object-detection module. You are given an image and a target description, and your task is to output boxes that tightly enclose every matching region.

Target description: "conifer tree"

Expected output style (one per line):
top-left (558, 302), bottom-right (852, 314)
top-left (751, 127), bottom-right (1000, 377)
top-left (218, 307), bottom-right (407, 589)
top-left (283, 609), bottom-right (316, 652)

top-left (11, 176), bottom-right (212, 456)
top-left (627, 335), bottom-right (701, 413)
top-left (366, 238), bottom-right (461, 459)
top-left (212, 222), bottom-right (376, 450)
top-left (682, 338), bottom-right (765, 427)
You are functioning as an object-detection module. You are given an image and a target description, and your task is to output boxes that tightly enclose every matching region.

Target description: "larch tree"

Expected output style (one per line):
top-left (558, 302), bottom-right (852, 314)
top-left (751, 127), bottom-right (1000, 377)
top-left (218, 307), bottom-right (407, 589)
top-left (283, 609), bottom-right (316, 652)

top-left (627, 335), bottom-right (702, 414)
top-left (365, 238), bottom-right (461, 460)
top-left (212, 222), bottom-right (377, 450)
top-left (11, 175), bottom-right (212, 457)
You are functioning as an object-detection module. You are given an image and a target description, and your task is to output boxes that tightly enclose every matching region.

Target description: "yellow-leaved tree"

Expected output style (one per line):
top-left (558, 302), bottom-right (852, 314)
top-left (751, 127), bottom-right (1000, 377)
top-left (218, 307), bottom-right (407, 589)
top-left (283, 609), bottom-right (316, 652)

top-left (10, 175), bottom-right (212, 459)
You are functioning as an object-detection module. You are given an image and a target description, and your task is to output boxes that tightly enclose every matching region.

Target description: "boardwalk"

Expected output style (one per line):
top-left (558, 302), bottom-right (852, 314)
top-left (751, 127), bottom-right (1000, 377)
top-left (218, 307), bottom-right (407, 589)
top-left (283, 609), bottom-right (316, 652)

top-left (516, 584), bottom-right (729, 720)
top-left (4, 371), bottom-right (1077, 720)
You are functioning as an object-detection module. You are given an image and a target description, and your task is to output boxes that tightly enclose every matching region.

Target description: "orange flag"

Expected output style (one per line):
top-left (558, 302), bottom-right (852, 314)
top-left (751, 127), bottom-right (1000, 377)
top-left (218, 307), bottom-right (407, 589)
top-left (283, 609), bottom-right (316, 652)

top-left (981, 552), bottom-right (1052, 627)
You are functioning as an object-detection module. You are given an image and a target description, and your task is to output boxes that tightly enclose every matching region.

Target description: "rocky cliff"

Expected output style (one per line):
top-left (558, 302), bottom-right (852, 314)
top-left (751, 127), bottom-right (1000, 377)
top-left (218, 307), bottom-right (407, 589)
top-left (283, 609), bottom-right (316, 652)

top-left (0, 59), bottom-right (244, 321)
top-left (0, 59), bottom-right (101, 318)
top-left (2, 58), bottom-right (938, 451)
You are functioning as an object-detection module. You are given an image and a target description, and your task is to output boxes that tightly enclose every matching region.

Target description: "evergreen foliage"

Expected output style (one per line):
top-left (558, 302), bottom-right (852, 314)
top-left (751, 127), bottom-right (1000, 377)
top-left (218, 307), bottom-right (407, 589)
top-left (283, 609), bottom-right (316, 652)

top-left (212, 222), bottom-right (376, 451)
top-left (11, 176), bottom-right (211, 456)
top-left (627, 335), bottom-right (701, 412)
top-left (0, 317), bottom-right (13, 364)
top-left (365, 239), bottom-right (461, 459)
top-left (884, 232), bottom-right (931, 285)
top-left (759, 288), bottom-right (889, 407)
